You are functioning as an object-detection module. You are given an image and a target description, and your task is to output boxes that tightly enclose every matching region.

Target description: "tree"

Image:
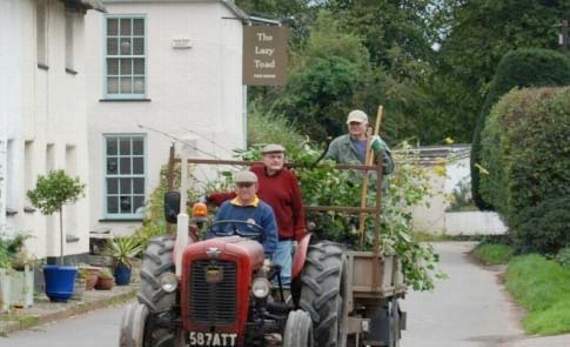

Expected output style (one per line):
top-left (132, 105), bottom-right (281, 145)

top-left (27, 170), bottom-right (85, 265)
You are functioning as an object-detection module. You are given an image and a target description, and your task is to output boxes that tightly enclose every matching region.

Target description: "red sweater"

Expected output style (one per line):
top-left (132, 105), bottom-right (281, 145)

top-left (208, 166), bottom-right (306, 241)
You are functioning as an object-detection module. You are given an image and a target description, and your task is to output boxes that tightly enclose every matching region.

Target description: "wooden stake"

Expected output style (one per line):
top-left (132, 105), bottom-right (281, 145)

top-left (359, 105), bottom-right (383, 248)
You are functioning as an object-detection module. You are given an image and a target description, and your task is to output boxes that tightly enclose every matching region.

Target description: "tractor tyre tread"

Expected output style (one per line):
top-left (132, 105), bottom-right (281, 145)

top-left (137, 236), bottom-right (176, 313)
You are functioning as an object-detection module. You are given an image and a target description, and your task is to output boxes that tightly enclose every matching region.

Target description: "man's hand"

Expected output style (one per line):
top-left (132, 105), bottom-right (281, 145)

top-left (370, 135), bottom-right (386, 153)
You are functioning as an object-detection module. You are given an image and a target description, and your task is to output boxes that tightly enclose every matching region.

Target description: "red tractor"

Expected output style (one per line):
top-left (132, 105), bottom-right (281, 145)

top-left (119, 157), bottom-right (406, 347)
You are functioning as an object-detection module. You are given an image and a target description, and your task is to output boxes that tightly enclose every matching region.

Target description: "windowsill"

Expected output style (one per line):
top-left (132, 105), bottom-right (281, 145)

top-left (99, 218), bottom-right (144, 223)
top-left (66, 235), bottom-right (80, 243)
top-left (65, 68), bottom-right (78, 75)
top-left (6, 208), bottom-right (18, 216)
top-left (99, 98), bottom-right (151, 102)
top-left (24, 206), bottom-right (36, 214)
top-left (37, 63), bottom-right (49, 70)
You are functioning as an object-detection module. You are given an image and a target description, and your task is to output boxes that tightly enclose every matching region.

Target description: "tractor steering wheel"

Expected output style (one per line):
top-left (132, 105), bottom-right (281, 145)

top-left (209, 219), bottom-right (265, 242)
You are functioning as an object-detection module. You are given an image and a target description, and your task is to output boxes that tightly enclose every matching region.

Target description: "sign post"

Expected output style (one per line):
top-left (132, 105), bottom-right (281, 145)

top-left (243, 26), bottom-right (288, 86)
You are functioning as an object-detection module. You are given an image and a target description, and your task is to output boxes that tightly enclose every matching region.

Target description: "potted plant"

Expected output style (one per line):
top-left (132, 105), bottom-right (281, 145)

top-left (9, 243), bottom-right (35, 308)
top-left (79, 266), bottom-right (100, 291)
top-left (105, 237), bottom-right (142, 286)
top-left (95, 268), bottom-right (115, 290)
top-left (27, 170), bottom-right (85, 302)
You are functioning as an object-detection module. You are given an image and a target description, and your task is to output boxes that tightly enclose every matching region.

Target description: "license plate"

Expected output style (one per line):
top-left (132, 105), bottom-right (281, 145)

top-left (188, 331), bottom-right (237, 346)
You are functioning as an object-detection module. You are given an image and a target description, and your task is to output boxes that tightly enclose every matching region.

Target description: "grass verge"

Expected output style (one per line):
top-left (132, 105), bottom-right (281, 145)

top-left (506, 254), bottom-right (570, 335)
top-left (472, 243), bottom-right (514, 265)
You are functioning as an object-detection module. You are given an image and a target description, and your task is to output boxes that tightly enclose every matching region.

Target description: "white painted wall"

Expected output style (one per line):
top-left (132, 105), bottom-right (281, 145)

top-left (411, 154), bottom-right (507, 235)
top-left (85, 1), bottom-right (245, 236)
top-left (0, 0), bottom-right (92, 259)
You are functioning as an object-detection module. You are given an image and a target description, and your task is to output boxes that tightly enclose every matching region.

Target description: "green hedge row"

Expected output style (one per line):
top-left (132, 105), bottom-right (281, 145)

top-left (480, 87), bottom-right (570, 253)
top-left (471, 49), bottom-right (570, 211)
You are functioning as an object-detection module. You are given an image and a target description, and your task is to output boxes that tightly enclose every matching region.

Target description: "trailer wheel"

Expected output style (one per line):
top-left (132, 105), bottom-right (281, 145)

top-left (299, 241), bottom-right (347, 347)
top-left (137, 236), bottom-right (176, 313)
top-left (283, 310), bottom-right (314, 347)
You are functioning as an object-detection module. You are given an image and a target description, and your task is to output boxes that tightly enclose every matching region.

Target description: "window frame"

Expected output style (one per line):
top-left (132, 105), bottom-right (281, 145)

top-left (102, 134), bottom-right (147, 220)
top-left (103, 14), bottom-right (147, 100)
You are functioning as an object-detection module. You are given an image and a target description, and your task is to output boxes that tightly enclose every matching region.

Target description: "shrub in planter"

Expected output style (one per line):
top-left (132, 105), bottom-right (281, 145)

top-left (105, 237), bottom-right (142, 286)
top-left (79, 267), bottom-right (100, 291)
top-left (480, 87), bottom-right (570, 248)
top-left (27, 170), bottom-right (85, 302)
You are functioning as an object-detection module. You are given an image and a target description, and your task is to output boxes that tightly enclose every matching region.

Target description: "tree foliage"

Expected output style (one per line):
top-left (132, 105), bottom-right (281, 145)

top-left (27, 170), bottom-right (85, 215)
top-left (472, 49), bottom-right (570, 210)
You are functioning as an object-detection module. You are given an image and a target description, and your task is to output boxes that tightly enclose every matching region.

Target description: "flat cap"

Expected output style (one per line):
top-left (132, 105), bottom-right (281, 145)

top-left (234, 170), bottom-right (258, 183)
top-left (346, 110), bottom-right (368, 124)
top-left (261, 144), bottom-right (286, 154)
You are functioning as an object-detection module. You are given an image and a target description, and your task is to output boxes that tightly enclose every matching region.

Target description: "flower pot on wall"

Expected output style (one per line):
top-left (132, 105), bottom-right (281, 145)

top-left (9, 265), bottom-right (34, 308)
top-left (113, 264), bottom-right (132, 286)
top-left (71, 278), bottom-right (86, 301)
top-left (95, 277), bottom-right (115, 290)
top-left (43, 265), bottom-right (77, 302)
top-left (80, 267), bottom-right (100, 291)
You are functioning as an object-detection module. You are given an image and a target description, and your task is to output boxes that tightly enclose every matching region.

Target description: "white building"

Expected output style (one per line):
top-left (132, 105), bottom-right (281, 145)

top-left (84, 0), bottom-right (248, 236)
top-left (410, 145), bottom-right (507, 236)
top-left (0, 0), bottom-right (105, 261)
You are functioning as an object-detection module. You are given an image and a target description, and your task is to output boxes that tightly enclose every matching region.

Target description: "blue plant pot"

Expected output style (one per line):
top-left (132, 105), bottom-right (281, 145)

top-left (43, 265), bottom-right (77, 303)
top-left (114, 264), bottom-right (132, 286)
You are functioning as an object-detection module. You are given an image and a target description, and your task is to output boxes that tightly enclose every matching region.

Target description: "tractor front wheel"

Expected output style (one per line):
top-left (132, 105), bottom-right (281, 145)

top-left (283, 310), bottom-right (314, 347)
top-left (119, 303), bottom-right (148, 347)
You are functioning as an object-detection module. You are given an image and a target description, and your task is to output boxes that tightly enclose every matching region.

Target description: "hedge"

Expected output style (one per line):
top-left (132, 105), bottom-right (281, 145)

top-left (471, 49), bottom-right (570, 211)
top-left (480, 87), bottom-right (570, 253)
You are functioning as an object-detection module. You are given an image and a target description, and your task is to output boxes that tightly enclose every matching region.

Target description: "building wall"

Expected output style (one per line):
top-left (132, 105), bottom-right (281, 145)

top-left (0, 0), bottom-right (91, 259)
top-left (85, 1), bottom-right (245, 236)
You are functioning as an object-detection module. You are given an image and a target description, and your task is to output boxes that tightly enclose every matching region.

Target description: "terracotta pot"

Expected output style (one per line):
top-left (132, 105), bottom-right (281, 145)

top-left (81, 267), bottom-right (101, 290)
top-left (95, 277), bottom-right (115, 290)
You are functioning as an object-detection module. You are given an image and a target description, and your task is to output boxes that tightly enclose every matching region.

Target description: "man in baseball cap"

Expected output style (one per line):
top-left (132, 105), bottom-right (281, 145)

top-left (208, 170), bottom-right (278, 257)
top-left (325, 109), bottom-right (394, 174)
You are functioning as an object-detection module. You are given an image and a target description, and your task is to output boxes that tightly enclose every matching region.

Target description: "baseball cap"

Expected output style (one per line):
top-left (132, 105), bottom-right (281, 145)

top-left (260, 144), bottom-right (286, 154)
top-left (234, 171), bottom-right (258, 184)
top-left (346, 110), bottom-right (368, 124)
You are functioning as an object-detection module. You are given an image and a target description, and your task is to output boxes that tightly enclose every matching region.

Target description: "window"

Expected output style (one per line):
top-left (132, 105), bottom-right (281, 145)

top-left (104, 135), bottom-right (145, 218)
top-left (36, 0), bottom-right (48, 66)
top-left (105, 16), bottom-right (146, 98)
top-left (65, 11), bottom-right (74, 71)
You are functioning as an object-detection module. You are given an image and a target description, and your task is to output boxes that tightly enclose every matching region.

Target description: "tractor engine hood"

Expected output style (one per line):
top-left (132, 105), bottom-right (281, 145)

top-left (180, 236), bottom-right (265, 342)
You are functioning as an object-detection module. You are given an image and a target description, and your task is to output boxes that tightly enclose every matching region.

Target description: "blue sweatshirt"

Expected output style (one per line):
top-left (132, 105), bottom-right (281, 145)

top-left (209, 197), bottom-right (278, 257)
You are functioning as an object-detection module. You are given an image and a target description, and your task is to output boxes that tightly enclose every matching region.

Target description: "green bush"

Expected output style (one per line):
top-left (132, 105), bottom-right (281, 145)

top-left (472, 243), bottom-right (514, 265)
top-left (480, 87), bottom-right (570, 253)
top-left (556, 246), bottom-right (570, 268)
top-left (471, 49), bottom-right (570, 210)
top-left (514, 197), bottom-right (570, 254)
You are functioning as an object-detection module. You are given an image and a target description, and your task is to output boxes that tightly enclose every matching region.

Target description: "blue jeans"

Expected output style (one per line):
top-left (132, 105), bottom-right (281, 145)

top-left (272, 240), bottom-right (293, 288)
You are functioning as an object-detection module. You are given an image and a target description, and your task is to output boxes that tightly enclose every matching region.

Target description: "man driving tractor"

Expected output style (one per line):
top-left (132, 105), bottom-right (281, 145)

top-left (209, 170), bottom-right (279, 258)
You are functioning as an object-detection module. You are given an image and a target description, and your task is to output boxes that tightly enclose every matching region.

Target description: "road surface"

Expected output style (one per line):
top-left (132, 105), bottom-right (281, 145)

top-left (2, 242), bottom-right (569, 346)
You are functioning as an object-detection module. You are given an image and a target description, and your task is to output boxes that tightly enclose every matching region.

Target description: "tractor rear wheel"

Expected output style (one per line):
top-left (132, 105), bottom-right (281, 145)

top-left (136, 236), bottom-right (177, 347)
top-left (283, 310), bottom-right (314, 347)
top-left (299, 241), bottom-right (347, 347)
top-left (137, 236), bottom-right (176, 313)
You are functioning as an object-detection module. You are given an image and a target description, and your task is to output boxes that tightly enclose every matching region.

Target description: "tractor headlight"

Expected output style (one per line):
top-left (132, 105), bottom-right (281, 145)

top-left (160, 272), bottom-right (178, 293)
top-left (252, 277), bottom-right (271, 299)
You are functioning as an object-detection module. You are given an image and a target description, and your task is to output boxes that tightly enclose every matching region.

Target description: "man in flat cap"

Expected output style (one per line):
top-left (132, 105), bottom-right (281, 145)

top-left (208, 144), bottom-right (306, 289)
top-left (209, 170), bottom-right (278, 257)
top-left (325, 109), bottom-right (394, 174)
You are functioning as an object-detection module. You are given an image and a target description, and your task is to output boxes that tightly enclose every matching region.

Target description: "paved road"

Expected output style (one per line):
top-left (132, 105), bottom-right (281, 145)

top-left (401, 242), bottom-right (570, 347)
top-left (0, 304), bottom-right (124, 347)
top-left (2, 242), bottom-right (569, 346)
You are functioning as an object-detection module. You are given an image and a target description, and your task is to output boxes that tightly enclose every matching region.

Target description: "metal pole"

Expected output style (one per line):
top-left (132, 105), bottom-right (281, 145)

top-left (175, 144), bottom-right (190, 278)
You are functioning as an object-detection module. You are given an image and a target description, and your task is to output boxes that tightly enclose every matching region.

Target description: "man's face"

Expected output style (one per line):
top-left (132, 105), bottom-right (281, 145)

top-left (262, 152), bottom-right (285, 172)
top-left (348, 121), bottom-right (367, 138)
top-left (235, 182), bottom-right (257, 203)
